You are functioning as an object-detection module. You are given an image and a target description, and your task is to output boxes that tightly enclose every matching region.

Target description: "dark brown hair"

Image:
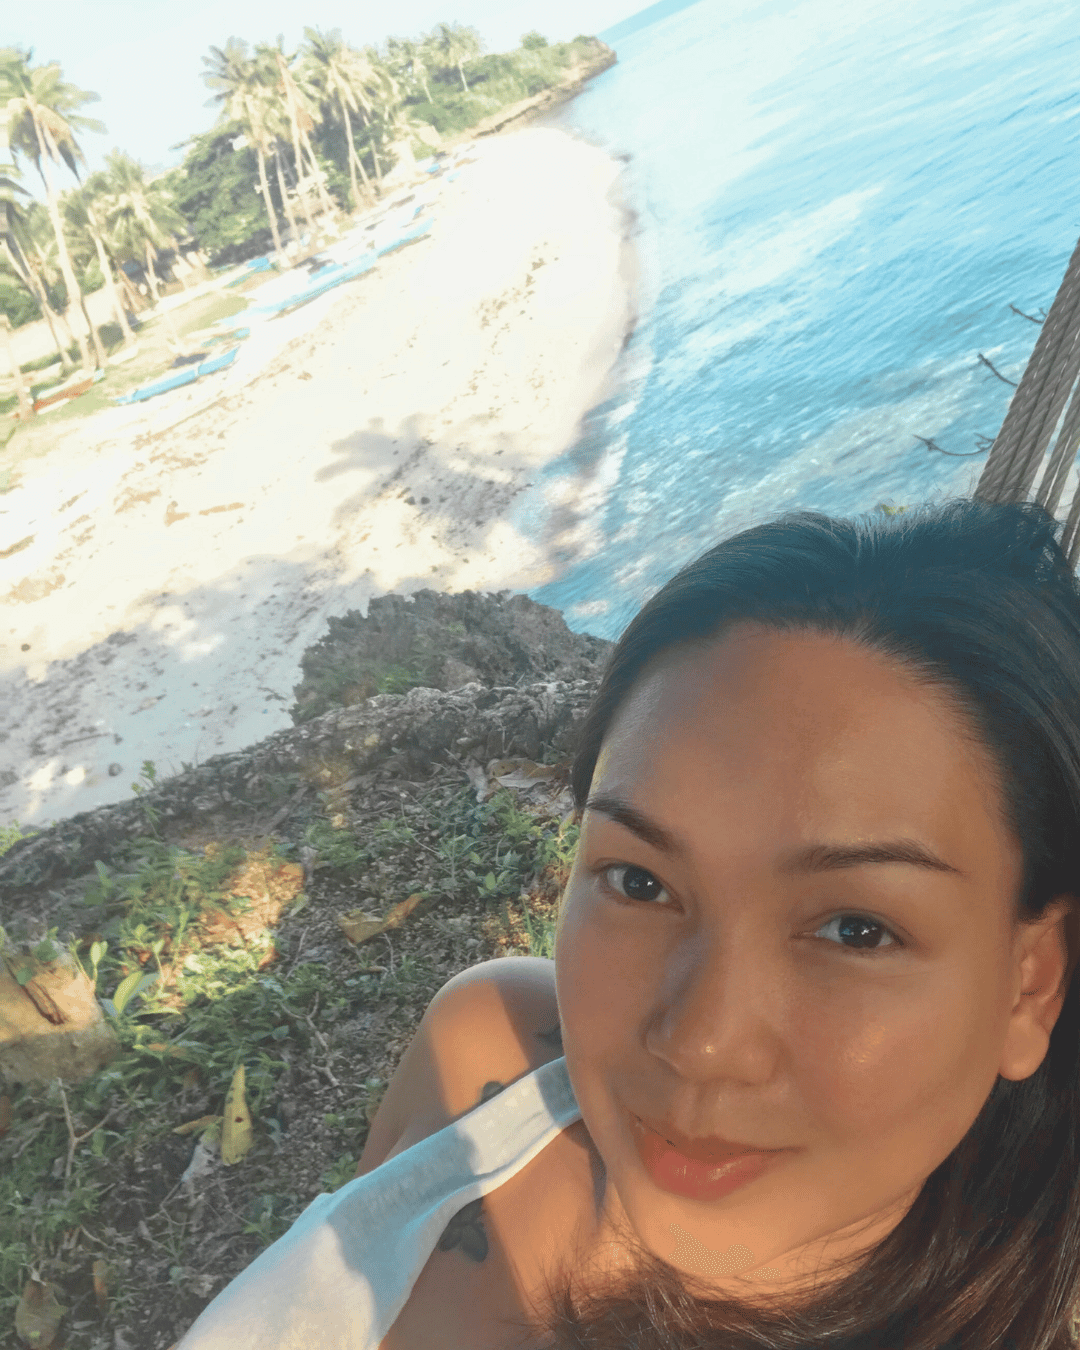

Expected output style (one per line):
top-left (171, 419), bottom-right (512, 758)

top-left (514, 498), bottom-right (1080, 1350)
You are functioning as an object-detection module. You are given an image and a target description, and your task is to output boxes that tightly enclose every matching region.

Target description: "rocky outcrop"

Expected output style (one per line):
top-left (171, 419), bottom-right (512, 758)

top-left (1, 589), bottom-right (610, 899)
top-left (290, 588), bottom-right (612, 723)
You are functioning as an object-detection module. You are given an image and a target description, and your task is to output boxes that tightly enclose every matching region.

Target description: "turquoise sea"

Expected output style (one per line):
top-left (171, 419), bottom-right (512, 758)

top-left (520, 0), bottom-right (1080, 640)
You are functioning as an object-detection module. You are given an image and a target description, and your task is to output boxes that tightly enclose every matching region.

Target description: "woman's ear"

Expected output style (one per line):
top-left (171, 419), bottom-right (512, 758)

top-left (998, 895), bottom-right (1079, 1082)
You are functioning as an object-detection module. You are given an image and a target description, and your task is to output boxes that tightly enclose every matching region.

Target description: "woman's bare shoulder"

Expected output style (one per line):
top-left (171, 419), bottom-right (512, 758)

top-left (355, 956), bottom-right (560, 1177)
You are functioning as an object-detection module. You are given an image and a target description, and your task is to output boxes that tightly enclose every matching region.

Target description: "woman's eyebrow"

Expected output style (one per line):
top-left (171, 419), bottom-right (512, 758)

top-left (585, 792), bottom-right (685, 855)
top-left (583, 792), bottom-right (966, 878)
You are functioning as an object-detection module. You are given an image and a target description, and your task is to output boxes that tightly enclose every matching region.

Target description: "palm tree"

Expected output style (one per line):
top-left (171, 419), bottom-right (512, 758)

top-left (0, 162), bottom-right (35, 415)
top-left (255, 94), bottom-right (301, 247)
top-left (363, 48), bottom-right (417, 188)
top-left (431, 22), bottom-right (483, 94)
top-left (98, 151), bottom-right (186, 343)
top-left (0, 46), bottom-right (106, 369)
top-left (202, 38), bottom-right (285, 261)
top-left (64, 174), bottom-right (136, 347)
top-left (1, 158), bottom-right (69, 372)
top-left (252, 42), bottom-right (313, 236)
top-left (1, 313), bottom-right (31, 419)
top-left (3, 191), bottom-right (82, 373)
top-left (385, 35), bottom-right (434, 103)
top-left (302, 27), bottom-right (381, 213)
top-left (263, 39), bottom-right (337, 229)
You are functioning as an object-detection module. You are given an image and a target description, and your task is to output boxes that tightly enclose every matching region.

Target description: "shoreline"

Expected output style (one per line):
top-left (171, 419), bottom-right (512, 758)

top-left (0, 119), bottom-right (639, 831)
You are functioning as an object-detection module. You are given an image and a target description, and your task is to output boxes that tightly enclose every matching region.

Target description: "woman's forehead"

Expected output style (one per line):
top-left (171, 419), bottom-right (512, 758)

top-left (592, 627), bottom-right (1015, 881)
top-left (604, 627), bottom-right (954, 752)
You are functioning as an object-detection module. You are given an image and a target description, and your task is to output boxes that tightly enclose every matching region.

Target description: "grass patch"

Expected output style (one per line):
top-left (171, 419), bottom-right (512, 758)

top-left (0, 764), bottom-right (574, 1348)
top-left (178, 293), bottom-right (249, 338)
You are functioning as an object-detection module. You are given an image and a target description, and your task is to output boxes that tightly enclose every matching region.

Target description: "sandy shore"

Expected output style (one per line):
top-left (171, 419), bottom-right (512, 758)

top-left (0, 124), bottom-right (637, 830)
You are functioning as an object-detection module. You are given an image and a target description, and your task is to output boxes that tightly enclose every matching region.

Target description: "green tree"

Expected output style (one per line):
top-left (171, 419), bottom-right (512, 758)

top-left (431, 22), bottom-right (483, 93)
top-left (8, 196), bottom-right (81, 370)
top-left (0, 159), bottom-right (42, 330)
top-left (521, 31), bottom-right (549, 50)
top-left (0, 160), bottom-right (37, 413)
top-left (385, 35), bottom-right (434, 103)
top-left (0, 45), bottom-right (106, 369)
top-left (98, 151), bottom-right (185, 321)
top-left (64, 174), bottom-right (136, 347)
top-left (202, 38), bottom-right (286, 260)
top-left (164, 123), bottom-right (274, 265)
top-left (261, 38), bottom-right (337, 233)
top-left (302, 27), bottom-right (379, 213)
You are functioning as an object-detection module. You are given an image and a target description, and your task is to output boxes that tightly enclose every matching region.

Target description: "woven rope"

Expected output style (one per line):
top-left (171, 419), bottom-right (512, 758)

top-left (975, 233), bottom-right (1080, 504)
top-left (1061, 474), bottom-right (1080, 567)
top-left (1034, 378), bottom-right (1080, 516)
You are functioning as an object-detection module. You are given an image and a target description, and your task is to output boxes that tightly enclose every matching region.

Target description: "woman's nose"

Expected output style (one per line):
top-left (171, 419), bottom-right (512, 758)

top-left (643, 926), bottom-right (786, 1086)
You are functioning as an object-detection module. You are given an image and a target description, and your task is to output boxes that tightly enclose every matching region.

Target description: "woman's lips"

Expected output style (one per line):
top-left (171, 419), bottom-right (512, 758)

top-left (630, 1113), bottom-right (790, 1202)
top-left (633, 1114), bottom-right (779, 1163)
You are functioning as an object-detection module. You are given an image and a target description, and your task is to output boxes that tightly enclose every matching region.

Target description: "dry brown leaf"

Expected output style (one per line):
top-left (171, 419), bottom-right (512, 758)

top-left (14, 1279), bottom-right (65, 1348)
top-left (92, 1259), bottom-right (108, 1316)
top-left (173, 1113), bottom-right (222, 1136)
top-left (146, 1042), bottom-right (195, 1059)
top-left (489, 757), bottom-right (558, 787)
top-left (336, 893), bottom-right (424, 946)
top-left (0, 1093), bottom-right (12, 1137)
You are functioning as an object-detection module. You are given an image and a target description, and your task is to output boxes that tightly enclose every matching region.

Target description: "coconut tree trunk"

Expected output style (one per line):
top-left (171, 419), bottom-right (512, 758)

top-left (300, 127), bottom-right (336, 224)
top-left (350, 130), bottom-right (373, 194)
top-left (254, 144), bottom-right (284, 261)
top-left (35, 285), bottom-right (74, 371)
top-left (1, 314), bottom-right (33, 420)
top-left (339, 90), bottom-right (362, 212)
top-left (143, 239), bottom-right (161, 306)
top-left (348, 106), bottom-right (376, 201)
top-left (367, 120), bottom-right (384, 187)
top-left (1, 238), bottom-right (74, 373)
top-left (276, 60), bottom-right (315, 234)
top-left (143, 238), bottom-right (180, 345)
top-left (35, 117), bottom-right (95, 369)
top-left (78, 289), bottom-right (107, 367)
top-left (458, 61), bottom-right (469, 93)
top-left (115, 264), bottom-right (145, 317)
top-left (291, 133), bottom-right (315, 233)
top-left (273, 148), bottom-right (299, 252)
top-left (29, 244), bottom-right (78, 372)
top-left (169, 241), bottom-right (193, 289)
top-left (86, 209), bottom-right (135, 346)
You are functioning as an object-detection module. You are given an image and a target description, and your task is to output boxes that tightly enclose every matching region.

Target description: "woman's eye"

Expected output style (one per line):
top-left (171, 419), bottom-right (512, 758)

top-left (602, 864), bottom-right (669, 904)
top-left (814, 913), bottom-right (900, 952)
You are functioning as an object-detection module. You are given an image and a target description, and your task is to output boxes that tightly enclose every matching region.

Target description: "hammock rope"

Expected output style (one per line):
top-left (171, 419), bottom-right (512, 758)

top-left (974, 232), bottom-right (1080, 566)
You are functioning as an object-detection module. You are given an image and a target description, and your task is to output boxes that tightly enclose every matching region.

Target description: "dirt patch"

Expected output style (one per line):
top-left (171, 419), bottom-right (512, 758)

top-left (114, 489), bottom-right (161, 515)
top-left (6, 571), bottom-right (65, 604)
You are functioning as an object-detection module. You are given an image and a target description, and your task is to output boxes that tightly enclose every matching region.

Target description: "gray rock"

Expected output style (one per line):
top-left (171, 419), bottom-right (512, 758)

top-left (0, 677), bottom-right (600, 899)
top-left (289, 588), bottom-right (612, 724)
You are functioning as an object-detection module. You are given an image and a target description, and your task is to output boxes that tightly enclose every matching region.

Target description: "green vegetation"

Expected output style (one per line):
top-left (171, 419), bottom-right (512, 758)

top-left (1, 25), bottom-right (606, 379)
top-left (0, 765), bottom-right (577, 1347)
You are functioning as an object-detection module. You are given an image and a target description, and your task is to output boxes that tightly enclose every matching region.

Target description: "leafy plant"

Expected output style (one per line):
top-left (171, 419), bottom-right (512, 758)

top-left (0, 819), bottom-right (35, 857)
top-left (130, 760), bottom-right (161, 836)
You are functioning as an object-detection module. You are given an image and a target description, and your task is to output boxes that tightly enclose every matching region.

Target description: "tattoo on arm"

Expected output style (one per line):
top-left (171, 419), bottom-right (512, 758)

top-left (437, 1026), bottom-right (565, 1263)
top-left (438, 1080), bottom-right (507, 1262)
top-left (537, 1021), bottom-right (563, 1051)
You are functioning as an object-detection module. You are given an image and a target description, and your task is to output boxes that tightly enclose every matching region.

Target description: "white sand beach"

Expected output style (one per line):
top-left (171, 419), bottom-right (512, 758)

top-left (0, 123), bottom-right (638, 829)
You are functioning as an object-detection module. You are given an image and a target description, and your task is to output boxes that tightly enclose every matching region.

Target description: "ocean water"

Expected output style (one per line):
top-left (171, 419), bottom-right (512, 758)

top-left (521, 0), bottom-right (1080, 640)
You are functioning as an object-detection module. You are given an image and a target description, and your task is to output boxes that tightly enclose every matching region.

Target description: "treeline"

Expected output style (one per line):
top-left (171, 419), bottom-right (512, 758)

top-left (0, 26), bottom-right (603, 372)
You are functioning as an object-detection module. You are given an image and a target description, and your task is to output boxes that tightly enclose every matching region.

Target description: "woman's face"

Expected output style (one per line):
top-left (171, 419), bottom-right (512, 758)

top-left (554, 623), bottom-right (1074, 1295)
